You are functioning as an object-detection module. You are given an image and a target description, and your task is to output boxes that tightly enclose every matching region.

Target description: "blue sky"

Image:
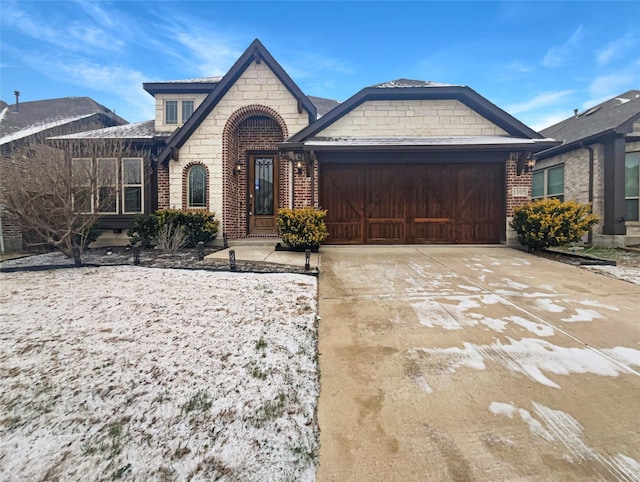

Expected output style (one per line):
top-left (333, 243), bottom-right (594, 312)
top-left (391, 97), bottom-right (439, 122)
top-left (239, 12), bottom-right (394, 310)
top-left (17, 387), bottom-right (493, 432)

top-left (1, 1), bottom-right (639, 131)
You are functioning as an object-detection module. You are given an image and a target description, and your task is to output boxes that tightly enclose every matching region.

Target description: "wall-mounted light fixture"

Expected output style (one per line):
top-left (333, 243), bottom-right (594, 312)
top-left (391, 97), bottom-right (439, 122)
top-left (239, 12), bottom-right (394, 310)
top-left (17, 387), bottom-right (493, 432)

top-left (523, 157), bottom-right (536, 173)
top-left (296, 160), bottom-right (303, 175)
top-left (233, 161), bottom-right (242, 176)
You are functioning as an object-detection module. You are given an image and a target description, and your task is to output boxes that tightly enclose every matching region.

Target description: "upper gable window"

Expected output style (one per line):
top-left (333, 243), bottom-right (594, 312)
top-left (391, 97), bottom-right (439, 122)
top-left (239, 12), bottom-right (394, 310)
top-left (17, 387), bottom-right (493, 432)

top-left (182, 101), bottom-right (194, 123)
top-left (165, 100), bottom-right (194, 125)
top-left (165, 100), bottom-right (178, 125)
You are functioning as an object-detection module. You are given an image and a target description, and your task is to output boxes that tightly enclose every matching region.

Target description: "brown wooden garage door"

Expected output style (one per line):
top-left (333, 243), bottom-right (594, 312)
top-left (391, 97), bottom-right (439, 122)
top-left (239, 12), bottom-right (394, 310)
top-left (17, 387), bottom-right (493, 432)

top-left (319, 162), bottom-right (504, 244)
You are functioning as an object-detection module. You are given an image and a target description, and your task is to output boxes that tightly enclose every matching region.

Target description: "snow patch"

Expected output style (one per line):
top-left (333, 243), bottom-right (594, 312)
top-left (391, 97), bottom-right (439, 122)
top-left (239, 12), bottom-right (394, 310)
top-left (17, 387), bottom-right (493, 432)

top-left (491, 401), bottom-right (640, 480)
top-left (535, 298), bottom-right (565, 313)
top-left (415, 376), bottom-right (433, 394)
top-left (576, 299), bottom-right (620, 311)
top-left (561, 308), bottom-right (606, 322)
top-left (506, 316), bottom-right (555, 337)
top-left (417, 338), bottom-right (636, 389)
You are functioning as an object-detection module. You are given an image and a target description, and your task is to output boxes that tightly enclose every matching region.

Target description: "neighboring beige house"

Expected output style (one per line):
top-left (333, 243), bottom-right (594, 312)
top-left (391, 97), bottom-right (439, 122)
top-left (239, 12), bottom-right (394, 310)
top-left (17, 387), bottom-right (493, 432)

top-left (0, 96), bottom-right (126, 253)
top-left (55, 39), bottom-right (558, 246)
top-left (535, 91), bottom-right (640, 247)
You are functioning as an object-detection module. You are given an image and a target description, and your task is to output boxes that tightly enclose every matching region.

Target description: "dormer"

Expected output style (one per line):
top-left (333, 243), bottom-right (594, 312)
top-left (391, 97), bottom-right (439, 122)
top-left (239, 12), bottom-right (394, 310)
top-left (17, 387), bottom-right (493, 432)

top-left (142, 77), bottom-right (222, 132)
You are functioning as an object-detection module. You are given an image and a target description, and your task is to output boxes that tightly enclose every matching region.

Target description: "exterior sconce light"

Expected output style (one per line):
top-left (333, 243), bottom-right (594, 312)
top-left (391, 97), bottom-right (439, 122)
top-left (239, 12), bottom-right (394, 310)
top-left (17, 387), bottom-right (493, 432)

top-left (524, 157), bottom-right (536, 173)
top-left (233, 161), bottom-right (242, 176)
top-left (296, 160), bottom-right (303, 175)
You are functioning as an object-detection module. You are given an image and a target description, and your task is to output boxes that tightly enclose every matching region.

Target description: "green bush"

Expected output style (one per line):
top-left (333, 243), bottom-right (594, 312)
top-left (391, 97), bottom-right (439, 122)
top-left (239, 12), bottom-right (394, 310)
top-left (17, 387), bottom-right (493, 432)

top-left (128, 209), bottom-right (219, 248)
top-left (277, 207), bottom-right (329, 249)
top-left (127, 213), bottom-right (158, 248)
top-left (74, 223), bottom-right (102, 250)
top-left (510, 198), bottom-right (599, 251)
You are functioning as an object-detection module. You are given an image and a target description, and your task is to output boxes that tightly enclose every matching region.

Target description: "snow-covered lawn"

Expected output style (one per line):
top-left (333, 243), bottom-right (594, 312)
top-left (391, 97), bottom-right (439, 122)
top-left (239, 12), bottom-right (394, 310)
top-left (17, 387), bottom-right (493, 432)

top-left (0, 266), bottom-right (319, 481)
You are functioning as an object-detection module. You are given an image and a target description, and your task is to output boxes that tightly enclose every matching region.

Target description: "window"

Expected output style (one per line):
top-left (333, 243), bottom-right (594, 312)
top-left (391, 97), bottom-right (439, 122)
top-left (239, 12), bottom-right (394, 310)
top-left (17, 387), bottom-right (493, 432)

top-left (165, 100), bottom-right (178, 124)
top-left (72, 158), bottom-right (93, 213)
top-left (532, 165), bottom-right (564, 201)
top-left (188, 165), bottom-right (207, 208)
top-left (122, 158), bottom-right (143, 213)
top-left (182, 100), bottom-right (194, 122)
top-left (97, 158), bottom-right (118, 213)
top-left (626, 152), bottom-right (640, 222)
top-left (165, 99), bottom-right (194, 124)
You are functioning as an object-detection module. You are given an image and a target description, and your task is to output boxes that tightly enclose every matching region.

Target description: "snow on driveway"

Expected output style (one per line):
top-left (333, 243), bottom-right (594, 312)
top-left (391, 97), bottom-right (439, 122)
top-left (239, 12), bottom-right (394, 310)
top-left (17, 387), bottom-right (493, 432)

top-left (0, 266), bottom-right (318, 481)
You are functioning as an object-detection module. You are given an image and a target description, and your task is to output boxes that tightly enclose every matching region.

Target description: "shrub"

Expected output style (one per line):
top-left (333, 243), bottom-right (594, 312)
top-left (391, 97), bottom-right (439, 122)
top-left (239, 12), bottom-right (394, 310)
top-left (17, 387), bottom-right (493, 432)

top-left (128, 210), bottom-right (219, 248)
top-left (127, 213), bottom-right (158, 247)
top-left (156, 222), bottom-right (189, 255)
top-left (511, 198), bottom-right (599, 251)
top-left (277, 207), bottom-right (329, 249)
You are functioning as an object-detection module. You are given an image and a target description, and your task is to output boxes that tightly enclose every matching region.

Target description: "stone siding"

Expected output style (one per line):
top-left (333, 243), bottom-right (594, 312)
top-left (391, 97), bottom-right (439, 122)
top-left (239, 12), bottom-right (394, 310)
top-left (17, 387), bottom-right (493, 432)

top-left (154, 93), bottom-right (208, 133)
top-left (316, 99), bottom-right (508, 138)
top-left (167, 61), bottom-right (310, 236)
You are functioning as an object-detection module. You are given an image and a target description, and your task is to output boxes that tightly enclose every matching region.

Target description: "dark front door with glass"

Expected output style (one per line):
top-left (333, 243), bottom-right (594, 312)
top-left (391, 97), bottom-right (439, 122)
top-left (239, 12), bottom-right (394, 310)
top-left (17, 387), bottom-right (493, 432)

top-left (248, 155), bottom-right (279, 234)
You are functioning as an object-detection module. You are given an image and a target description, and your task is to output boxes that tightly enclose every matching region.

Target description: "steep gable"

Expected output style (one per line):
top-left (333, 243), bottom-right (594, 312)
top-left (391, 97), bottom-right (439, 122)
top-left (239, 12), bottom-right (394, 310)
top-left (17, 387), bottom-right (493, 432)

top-left (158, 39), bottom-right (316, 165)
top-left (287, 81), bottom-right (543, 143)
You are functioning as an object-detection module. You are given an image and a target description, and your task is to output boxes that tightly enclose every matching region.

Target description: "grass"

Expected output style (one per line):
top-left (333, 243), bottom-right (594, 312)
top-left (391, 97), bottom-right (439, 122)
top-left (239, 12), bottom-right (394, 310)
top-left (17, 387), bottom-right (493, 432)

top-left (181, 390), bottom-right (212, 414)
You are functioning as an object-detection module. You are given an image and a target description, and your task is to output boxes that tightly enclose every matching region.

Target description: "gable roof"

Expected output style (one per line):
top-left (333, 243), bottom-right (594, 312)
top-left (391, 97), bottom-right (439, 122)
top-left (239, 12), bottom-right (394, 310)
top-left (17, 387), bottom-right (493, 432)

top-left (142, 77), bottom-right (223, 96)
top-left (0, 97), bottom-right (127, 146)
top-left (286, 80), bottom-right (545, 144)
top-left (158, 39), bottom-right (317, 165)
top-left (49, 120), bottom-right (161, 142)
top-left (308, 96), bottom-right (340, 117)
top-left (537, 90), bottom-right (640, 159)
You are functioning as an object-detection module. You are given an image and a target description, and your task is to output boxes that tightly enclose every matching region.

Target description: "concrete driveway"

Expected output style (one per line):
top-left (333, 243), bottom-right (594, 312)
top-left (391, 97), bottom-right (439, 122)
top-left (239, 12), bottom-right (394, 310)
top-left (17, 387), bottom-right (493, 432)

top-left (317, 246), bottom-right (640, 481)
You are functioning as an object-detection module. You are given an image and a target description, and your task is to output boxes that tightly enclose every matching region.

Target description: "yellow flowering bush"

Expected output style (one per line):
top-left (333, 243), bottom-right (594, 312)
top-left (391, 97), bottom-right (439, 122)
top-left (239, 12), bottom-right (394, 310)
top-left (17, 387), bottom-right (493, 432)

top-left (277, 207), bottom-right (329, 249)
top-left (511, 198), bottom-right (599, 251)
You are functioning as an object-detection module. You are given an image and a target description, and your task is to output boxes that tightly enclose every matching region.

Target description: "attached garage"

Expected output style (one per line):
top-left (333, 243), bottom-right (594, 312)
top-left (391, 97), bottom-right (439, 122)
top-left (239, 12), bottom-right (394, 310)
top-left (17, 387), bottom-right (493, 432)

top-left (320, 161), bottom-right (504, 244)
top-left (281, 80), bottom-right (559, 245)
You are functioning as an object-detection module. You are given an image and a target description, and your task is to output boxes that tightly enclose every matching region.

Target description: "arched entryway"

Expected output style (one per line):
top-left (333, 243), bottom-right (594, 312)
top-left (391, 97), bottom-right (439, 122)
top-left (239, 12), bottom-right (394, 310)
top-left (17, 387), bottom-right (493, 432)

top-left (222, 105), bottom-right (288, 238)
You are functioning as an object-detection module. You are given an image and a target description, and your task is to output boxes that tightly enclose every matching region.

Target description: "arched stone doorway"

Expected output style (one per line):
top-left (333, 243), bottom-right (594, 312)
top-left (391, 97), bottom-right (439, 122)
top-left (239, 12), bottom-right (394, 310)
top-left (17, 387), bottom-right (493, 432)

top-left (222, 105), bottom-right (288, 238)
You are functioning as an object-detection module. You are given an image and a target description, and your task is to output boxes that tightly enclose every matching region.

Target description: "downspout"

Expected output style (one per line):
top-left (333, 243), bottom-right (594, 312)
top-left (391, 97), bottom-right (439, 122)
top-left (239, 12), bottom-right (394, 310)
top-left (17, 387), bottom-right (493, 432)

top-left (580, 142), bottom-right (595, 244)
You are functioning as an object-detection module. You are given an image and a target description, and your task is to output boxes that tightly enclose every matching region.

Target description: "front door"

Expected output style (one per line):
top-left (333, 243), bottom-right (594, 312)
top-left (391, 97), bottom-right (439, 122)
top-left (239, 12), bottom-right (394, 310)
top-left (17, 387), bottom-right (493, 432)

top-left (248, 154), bottom-right (279, 234)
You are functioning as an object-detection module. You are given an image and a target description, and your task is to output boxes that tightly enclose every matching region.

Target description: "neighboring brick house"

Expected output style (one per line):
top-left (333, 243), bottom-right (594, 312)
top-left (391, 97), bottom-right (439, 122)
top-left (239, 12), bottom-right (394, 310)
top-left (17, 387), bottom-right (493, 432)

top-left (534, 91), bottom-right (640, 247)
top-left (60, 39), bottom-right (558, 246)
top-left (0, 96), bottom-right (126, 253)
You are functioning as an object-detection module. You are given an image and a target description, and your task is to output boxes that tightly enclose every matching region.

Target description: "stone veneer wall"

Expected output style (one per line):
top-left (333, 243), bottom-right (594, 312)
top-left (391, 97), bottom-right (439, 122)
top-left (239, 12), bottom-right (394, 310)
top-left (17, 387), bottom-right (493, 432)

top-left (168, 61), bottom-right (310, 236)
top-left (316, 99), bottom-right (509, 137)
top-left (154, 93), bottom-right (208, 133)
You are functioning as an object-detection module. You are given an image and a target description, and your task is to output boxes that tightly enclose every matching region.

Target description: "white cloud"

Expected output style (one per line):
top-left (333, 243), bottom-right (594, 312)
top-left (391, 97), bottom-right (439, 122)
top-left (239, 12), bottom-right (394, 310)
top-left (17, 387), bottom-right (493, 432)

top-left (583, 72), bottom-right (637, 108)
top-left (542, 26), bottom-right (584, 67)
top-left (1, 2), bottom-right (124, 54)
top-left (506, 90), bottom-right (575, 115)
top-left (174, 31), bottom-right (243, 77)
top-left (596, 34), bottom-right (637, 65)
top-left (529, 112), bottom-right (572, 132)
top-left (506, 61), bottom-right (531, 73)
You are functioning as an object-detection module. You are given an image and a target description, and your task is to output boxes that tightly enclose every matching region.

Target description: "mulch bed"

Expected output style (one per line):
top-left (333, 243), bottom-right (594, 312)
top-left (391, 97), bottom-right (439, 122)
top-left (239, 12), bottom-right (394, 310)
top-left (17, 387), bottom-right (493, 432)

top-left (1, 246), bottom-right (319, 276)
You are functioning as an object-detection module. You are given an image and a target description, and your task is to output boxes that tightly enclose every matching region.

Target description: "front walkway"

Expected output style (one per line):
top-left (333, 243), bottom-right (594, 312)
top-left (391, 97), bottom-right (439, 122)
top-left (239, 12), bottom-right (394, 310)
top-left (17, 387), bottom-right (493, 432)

top-left (317, 246), bottom-right (640, 481)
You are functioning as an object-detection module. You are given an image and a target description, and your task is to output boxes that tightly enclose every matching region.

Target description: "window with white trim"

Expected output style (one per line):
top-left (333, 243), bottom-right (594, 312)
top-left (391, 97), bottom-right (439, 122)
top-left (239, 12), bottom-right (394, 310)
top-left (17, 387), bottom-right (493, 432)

top-left (165, 100), bottom-right (178, 125)
top-left (626, 152), bottom-right (640, 222)
top-left (188, 165), bottom-right (207, 208)
top-left (72, 158), bottom-right (93, 213)
top-left (532, 165), bottom-right (564, 201)
top-left (97, 158), bottom-right (118, 213)
top-left (122, 158), bottom-right (143, 213)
